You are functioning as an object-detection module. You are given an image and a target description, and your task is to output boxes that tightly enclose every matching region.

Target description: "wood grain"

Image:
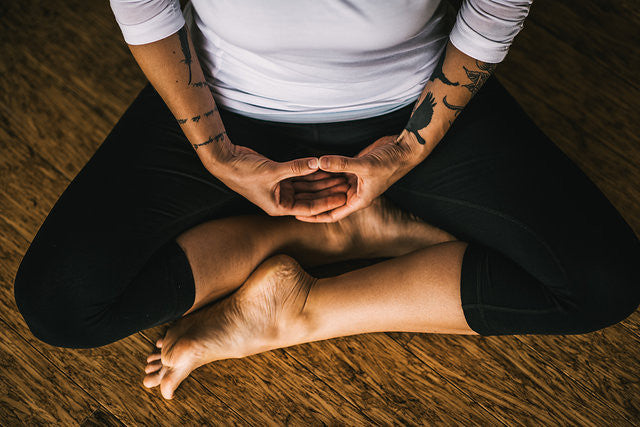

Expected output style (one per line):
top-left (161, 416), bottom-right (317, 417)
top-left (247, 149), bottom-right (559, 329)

top-left (0, 317), bottom-right (98, 425)
top-left (405, 333), bottom-right (631, 425)
top-left (282, 333), bottom-right (500, 424)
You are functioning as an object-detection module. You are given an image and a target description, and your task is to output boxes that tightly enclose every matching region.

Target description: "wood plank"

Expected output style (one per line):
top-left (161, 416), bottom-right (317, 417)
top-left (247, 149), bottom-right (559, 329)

top-left (0, 0), bottom-right (146, 181)
top-left (81, 409), bottom-right (125, 427)
top-left (516, 327), bottom-right (640, 422)
top-left (0, 317), bottom-right (98, 425)
top-left (525, 1), bottom-right (640, 90)
top-left (405, 334), bottom-right (630, 425)
top-left (282, 333), bottom-right (500, 424)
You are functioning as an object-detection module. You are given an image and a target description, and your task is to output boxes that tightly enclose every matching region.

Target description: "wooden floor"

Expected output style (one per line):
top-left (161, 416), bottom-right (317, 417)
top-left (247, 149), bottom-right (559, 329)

top-left (1, 1), bottom-right (639, 425)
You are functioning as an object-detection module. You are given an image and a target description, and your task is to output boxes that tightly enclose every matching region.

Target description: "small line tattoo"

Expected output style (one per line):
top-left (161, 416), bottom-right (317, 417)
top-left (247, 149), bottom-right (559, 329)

top-left (429, 53), bottom-right (459, 86)
top-left (177, 26), bottom-right (193, 85)
top-left (177, 107), bottom-right (218, 125)
top-left (193, 131), bottom-right (226, 151)
top-left (191, 81), bottom-right (207, 88)
top-left (442, 96), bottom-right (464, 116)
top-left (404, 92), bottom-right (437, 145)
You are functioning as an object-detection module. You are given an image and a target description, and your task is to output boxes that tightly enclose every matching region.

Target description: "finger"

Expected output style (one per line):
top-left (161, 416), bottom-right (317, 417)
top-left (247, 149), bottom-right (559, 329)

top-left (275, 157), bottom-right (320, 180)
top-left (291, 176), bottom-right (347, 193)
top-left (318, 155), bottom-right (363, 174)
top-left (296, 202), bottom-right (359, 223)
top-left (290, 170), bottom-right (339, 182)
top-left (287, 192), bottom-right (347, 217)
top-left (294, 183), bottom-right (350, 200)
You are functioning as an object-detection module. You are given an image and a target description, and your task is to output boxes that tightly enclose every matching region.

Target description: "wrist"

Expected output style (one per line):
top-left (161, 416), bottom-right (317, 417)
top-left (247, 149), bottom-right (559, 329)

top-left (396, 130), bottom-right (434, 166)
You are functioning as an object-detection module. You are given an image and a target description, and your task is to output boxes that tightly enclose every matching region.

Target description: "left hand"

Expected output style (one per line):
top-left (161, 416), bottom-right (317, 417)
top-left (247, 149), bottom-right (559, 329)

top-left (294, 133), bottom-right (422, 223)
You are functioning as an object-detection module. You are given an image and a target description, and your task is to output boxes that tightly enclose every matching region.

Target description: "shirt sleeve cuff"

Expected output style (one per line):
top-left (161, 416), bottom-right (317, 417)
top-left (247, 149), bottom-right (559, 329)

top-left (449, 0), bottom-right (531, 64)
top-left (112, 0), bottom-right (186, 45)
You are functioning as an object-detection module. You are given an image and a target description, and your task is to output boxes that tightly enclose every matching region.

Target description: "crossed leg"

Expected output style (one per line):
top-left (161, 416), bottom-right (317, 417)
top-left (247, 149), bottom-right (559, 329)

top-left (143, 196), bottom-right (477, 399)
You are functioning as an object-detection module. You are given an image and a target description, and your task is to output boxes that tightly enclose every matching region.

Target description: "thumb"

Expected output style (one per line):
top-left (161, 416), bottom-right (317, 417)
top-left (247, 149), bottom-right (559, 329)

top-left (275, 157), bottom-right (320, 180)
top-left (318, 155), bottom-right (361, 173)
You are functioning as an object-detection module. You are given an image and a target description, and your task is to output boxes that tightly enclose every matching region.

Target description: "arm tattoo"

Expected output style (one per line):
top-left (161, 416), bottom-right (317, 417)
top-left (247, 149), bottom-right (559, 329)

top-left (191, 81), bottom-right (207, 88)
top-left (177, 26), bottom-right (193, 85)
top-left (462, 60), bottom-right (496, 95)
top-left (404, 92), bottom-right (437, 145)
top-left (193, 131), bottom-right (226, 151)
top-left (429, 53), bottom-right (459, 86)
top-left (442, 96), bottom-right (464, 117)
top-left (176, 107), bottom-right (218, 125)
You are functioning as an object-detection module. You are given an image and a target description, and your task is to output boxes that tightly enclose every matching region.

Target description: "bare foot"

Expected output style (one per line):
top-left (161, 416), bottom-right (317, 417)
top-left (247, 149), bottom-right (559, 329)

top-left (143, 254), bottom-right (315, 399)
top-left (328, 196), bottom-right (459, 259)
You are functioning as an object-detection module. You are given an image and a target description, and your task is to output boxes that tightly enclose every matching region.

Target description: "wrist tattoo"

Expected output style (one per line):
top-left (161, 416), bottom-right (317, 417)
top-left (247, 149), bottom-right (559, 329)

top-left (442, 96), bottom-right (464, 117)
top-left (404, 92), bottom-right (437, 145)
top-left (193, 131), bottom-right (226, 151)
top-left (429, 53), bottom-right (459, 86)
top-left (176, 107), bottom-right (218, 125)
top-left (462, 60), bottom-right (496, 95)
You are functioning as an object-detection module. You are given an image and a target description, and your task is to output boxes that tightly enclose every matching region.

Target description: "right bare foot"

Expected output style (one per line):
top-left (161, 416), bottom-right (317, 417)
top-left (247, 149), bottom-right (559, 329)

top-left (328, 196), bottom-right (458, 259)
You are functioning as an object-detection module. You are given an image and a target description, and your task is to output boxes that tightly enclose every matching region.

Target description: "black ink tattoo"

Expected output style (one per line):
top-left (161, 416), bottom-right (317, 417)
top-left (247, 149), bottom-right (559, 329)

top-left (193, 131), bottom-right (226, 151)
top-left (191, 81), bottom-right (207, 88)
top-left (442, 96), bottom-right (464, 117)
top-left (177, 26), bottom-right (193, 85)
top-left (462, 60), bottom-right (496, 95)
top-left (429, 53), bottom-right (459, 86)
top-left (176, 107), bottom-right (218, 125)
top-left (404, 92), bottom-right (437, 145)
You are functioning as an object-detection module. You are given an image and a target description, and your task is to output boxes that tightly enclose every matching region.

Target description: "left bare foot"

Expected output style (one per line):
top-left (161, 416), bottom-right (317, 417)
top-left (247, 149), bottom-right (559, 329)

top-left (142, 254), bottom-right (316, 399)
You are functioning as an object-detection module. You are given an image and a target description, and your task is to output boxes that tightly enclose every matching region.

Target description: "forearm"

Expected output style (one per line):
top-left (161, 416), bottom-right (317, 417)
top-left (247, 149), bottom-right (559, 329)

top-left (128, 25), bottom-right (230, 167)
top-left (398, 41), bottom-right (497, 163)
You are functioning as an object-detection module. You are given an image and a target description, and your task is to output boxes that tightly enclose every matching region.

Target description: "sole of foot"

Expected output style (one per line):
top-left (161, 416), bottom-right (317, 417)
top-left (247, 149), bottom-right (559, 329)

top-left (143, 254), bottom-right (316, 399)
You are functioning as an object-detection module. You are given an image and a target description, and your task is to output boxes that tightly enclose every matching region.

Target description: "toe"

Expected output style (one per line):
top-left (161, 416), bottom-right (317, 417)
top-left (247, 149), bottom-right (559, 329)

top-left (147, 352), bottom-right (162, 363)
top-left (143, 365), bottom-right (166, 388)
top-left (160, 366), bottom-right (192, 400)
top-left (145, 360), bottom-right (163, 374)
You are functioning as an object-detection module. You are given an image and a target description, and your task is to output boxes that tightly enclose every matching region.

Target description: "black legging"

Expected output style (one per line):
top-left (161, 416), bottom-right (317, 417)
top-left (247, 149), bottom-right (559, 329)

top-left (13, 76), bottom-right (640, 348)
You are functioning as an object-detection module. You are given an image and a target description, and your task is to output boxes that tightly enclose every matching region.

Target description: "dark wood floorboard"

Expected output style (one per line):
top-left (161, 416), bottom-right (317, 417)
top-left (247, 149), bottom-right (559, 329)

top-left (1, 0), bottom-right (638, 424)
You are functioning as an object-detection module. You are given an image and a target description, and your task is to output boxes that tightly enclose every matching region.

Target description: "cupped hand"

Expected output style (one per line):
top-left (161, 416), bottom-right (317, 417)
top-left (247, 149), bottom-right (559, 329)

top-left (294, 134), bottom-right (420, 223)
top-left (210, 143), bottom-right (348, 217)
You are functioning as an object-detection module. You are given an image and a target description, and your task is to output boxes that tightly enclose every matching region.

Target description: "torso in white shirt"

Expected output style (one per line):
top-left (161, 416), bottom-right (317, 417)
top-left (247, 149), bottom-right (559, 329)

top-left (185, 0), bottom-right (454, 123)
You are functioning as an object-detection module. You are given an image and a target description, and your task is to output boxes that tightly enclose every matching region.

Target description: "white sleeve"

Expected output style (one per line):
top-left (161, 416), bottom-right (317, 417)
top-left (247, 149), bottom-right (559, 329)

top-left (449, 0), bottom-right (533, 64)
top-left (109, 0), bottom-right (185, 45)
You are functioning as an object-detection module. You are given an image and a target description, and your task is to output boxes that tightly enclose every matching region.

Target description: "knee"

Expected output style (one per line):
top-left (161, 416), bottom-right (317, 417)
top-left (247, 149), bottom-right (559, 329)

top-left (13, 249), bottom-right (101, 349)
top-left (566, 262), bottom-right (640, 335)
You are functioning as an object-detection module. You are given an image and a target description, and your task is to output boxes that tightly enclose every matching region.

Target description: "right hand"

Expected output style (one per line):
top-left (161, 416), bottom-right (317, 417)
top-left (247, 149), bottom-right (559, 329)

top-left (207, 142), bottom-right (349, 217)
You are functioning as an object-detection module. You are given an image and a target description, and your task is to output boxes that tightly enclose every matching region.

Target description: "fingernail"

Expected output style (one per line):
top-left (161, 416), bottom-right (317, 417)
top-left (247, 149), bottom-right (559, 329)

top-left (320, 157), bottom-right (330, 168)
top-left (308, 158), bottom-right (318, 169)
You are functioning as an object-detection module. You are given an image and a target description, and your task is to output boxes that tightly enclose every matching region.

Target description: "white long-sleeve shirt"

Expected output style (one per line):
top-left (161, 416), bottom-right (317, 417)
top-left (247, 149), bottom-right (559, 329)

top-left (110, 0), bottom-right (532, 123)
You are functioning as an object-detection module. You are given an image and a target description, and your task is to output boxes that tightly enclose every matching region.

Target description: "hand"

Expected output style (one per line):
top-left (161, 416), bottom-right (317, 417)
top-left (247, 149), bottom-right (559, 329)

top-left (208, 142), bottom-right (348, 217)
top-left (294, 133), bottom-right (421, 223)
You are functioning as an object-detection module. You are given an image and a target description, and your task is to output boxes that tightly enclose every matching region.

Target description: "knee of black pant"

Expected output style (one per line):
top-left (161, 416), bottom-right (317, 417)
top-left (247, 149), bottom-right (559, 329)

top-left (13, 251), bottom-right (102, 349)
top-left (568, 264), bottom-right (640, 335)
